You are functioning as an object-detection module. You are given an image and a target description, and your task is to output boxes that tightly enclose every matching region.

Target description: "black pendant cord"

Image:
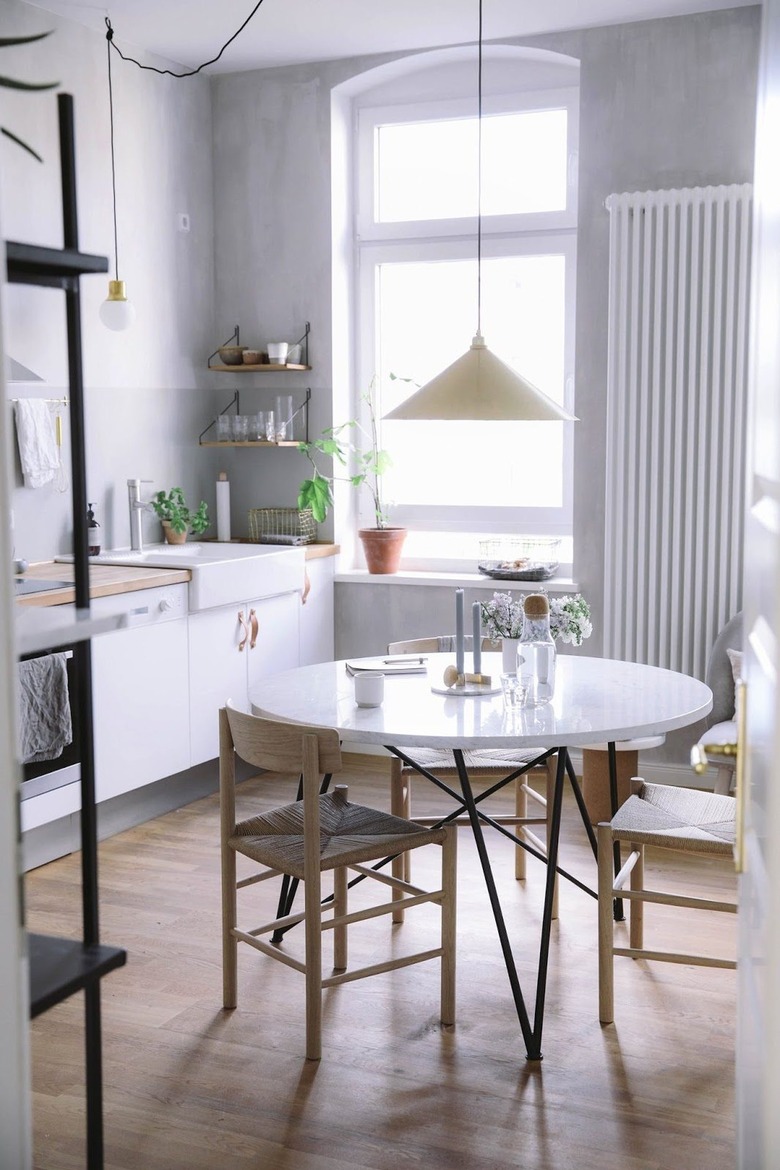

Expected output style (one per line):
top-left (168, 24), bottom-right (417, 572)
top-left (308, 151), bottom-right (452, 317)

top-left (476, 0), bottom-right (483, 338)
top-left (104, 1), bottom-right (267, 79)
top-left (105, 28), bottom-right (119, 282)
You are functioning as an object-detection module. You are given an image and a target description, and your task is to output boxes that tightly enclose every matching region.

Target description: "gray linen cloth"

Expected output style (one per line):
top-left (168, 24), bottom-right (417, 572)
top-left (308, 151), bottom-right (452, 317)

top-left (18, 653), bottom-right (73, 764)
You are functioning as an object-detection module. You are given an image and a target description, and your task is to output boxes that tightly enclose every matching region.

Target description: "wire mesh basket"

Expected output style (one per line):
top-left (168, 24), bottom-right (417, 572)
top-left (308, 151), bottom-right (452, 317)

top-left (477, 537), bottom-right (561, 581)
top-left (248, 507), bottom-right (317, 545)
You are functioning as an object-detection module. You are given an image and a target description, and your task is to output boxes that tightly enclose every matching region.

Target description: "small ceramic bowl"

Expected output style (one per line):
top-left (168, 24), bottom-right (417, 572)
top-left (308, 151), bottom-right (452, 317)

top-left (218, 346), bottom-right (247, 365)
top-left (242, 349), bottom-right (263, 365)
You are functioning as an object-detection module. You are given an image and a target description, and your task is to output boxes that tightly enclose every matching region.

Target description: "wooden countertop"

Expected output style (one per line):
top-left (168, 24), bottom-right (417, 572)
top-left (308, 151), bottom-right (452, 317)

top-left (15, 562), bottom-right (191, 607)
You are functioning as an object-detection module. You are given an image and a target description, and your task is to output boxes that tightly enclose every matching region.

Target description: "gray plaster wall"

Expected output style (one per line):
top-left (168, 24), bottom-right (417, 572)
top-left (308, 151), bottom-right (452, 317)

top-left (212, 7), bottom-right (759, 776)
top-left (2, 0), bottom-right (220, 560)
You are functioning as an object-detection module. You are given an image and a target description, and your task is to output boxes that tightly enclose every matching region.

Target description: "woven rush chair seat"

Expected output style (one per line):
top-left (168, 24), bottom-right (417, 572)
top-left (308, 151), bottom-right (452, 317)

top-left (231, 794), bottom-right (450, 879)
top-left (220, 704), bottom-right (457, 1061)
top-left (598, 780), bottom-right (737, 1025)
top-left (387, 636), bottom-right (558, 909)
top-left (609, 783), bottom-right (736, 853)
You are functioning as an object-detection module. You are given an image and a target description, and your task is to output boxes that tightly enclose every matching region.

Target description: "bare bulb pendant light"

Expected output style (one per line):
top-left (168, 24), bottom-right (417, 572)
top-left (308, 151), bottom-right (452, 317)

top-left (99, 21), bottom-right (135, 331)
top-left (384, 0), bottom-right (576, 422)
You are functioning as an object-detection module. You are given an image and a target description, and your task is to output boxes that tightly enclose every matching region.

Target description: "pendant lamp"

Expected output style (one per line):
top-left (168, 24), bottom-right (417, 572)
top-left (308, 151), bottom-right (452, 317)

top-left (99, 21), bottom-right (135, 331)
top-left (384, 0), bottom-right (575, 423)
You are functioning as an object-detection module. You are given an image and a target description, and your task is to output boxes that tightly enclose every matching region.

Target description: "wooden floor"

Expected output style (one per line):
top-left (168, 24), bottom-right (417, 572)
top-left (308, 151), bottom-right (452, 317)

top-left (26, 761), bottom-right (737, 1170)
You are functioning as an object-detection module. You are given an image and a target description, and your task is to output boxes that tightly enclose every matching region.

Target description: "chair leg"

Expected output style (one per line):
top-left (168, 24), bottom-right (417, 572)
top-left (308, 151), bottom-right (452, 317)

top-left (545, 756), bottom-right (560, 921)
top-left (221, 844), bottom-right (238, 1009)
top-left (333, 866), bottom-right (348, 971)
top-left (439, 826), bottom-right (457, 1026)
top-left (390, 758), bottom-right (411, 922)
top-left (304, 871), bottom-right (324, 1061)
top-left (629, 841), bottom-right (644, 950)
top-left (598, 822), bottom-right (615, 1024)
top-left (515, 777), bottom-right (527, 881)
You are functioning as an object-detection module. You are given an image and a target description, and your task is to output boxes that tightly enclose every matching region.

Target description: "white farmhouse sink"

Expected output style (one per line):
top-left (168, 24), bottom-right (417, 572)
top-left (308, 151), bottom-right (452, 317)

top-left (56, 542), bottom-right (306, 611)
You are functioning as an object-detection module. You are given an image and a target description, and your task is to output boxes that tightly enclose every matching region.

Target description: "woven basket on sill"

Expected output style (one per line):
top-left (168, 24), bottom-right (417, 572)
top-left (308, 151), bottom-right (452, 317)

top-left (248, 507), bottom-right (317, 545)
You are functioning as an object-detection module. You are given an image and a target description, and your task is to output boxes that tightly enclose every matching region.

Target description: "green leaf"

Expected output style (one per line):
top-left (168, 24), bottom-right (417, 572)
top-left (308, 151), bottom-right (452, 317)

top-left (0, 75), bottom-right (58, 91)
top-left (298, 477), bottom-right (333, 524)
top-left (1, 126), bottom-right (42, 162)
top-left (373, 449), bottom-right (393, 475)
top-left (0, 32), bottom-right (53, 48)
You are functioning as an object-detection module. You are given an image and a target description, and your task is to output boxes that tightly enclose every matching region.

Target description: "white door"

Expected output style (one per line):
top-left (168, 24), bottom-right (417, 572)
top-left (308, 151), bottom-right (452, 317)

top-left (738, 0), bottom-right (780, 1162)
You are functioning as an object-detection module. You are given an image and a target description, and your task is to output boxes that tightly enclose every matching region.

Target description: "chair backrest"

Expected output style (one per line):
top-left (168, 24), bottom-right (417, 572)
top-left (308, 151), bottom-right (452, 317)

top-left (388, 634), bottom-right (501, 654)
top-left (705, 611), bottom-right (743, 726)
top-left (220, 703), bottom-right (343, 776)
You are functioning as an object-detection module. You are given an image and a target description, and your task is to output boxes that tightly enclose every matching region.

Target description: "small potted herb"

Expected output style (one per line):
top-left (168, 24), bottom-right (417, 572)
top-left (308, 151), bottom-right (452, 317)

top-left (151, 488), bottom-right (209, 544)
top-left (297, 382), bottom-right (407, 573)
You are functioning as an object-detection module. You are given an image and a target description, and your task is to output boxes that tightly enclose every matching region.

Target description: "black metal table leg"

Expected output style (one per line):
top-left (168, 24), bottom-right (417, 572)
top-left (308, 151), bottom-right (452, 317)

top-left (452, 749), bottom-right (536, 1056)
top-left (271, 773), bottom-right (331, 944)
top-left (529, 748), bottom-right (568, 1060)
top-left (607, 742), bottom-right (624, 921)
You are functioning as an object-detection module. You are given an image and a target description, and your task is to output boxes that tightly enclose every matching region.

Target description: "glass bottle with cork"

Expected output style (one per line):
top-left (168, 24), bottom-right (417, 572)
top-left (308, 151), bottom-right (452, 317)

top-left (518, 593), bottom-right (556, 706)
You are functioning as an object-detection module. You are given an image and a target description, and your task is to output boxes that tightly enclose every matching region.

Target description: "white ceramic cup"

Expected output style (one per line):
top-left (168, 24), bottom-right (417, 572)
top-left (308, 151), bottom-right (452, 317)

top-left (354, 671), bottom-right (384, 708)
top-left (267, 341), bottom-right (289, 365)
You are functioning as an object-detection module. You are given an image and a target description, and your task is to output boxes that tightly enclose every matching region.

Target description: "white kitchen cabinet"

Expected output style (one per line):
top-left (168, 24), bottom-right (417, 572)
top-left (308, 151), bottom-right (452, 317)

top-left (299, 555), bottom-right (335, 665)
top-left (91, 585), bottom-right (190, 802)
top-left (188, 590), bottom-right (301, 765)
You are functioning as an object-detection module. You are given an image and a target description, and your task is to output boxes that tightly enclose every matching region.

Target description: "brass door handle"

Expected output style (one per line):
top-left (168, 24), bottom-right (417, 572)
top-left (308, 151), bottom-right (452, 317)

top-left (691, 741), bottom-right (738, 773)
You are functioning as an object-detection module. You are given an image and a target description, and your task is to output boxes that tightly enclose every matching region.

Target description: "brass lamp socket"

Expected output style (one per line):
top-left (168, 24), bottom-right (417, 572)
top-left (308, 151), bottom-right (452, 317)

top-left (106, 279), bottom-right (129, 302)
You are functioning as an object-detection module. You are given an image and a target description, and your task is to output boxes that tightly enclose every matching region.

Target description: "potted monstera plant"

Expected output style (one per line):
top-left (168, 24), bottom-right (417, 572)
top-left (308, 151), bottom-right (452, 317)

top-left (298, 385), bottom-right (407, 574)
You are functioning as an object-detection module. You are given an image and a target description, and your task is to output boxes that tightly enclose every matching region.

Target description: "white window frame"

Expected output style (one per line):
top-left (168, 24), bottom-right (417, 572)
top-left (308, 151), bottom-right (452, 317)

top-left (357, 232), bottom-right (577, 536)
top-left (356, 87), bottom-right (579, 242)
top-left (353, 83), bottom-right (579, 560)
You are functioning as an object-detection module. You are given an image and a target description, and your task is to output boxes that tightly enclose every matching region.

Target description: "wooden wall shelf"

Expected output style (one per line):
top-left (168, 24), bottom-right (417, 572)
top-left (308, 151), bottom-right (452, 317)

top-left (209, 363), bottom-right (311, 373)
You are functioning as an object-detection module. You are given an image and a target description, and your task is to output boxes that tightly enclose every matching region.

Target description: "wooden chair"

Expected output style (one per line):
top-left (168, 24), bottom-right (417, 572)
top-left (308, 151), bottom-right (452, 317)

top-left (387, 636), bottom-right (559, 911)
top-left (598, 779), bottom-right (737, 1024)
top-left (220, 704), bottom-right (457, 1060)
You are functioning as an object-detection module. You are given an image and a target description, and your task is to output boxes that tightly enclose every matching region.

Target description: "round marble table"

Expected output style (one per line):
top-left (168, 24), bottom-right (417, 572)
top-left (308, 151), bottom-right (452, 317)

top-left (250, 653), bottom-right (712, 1059)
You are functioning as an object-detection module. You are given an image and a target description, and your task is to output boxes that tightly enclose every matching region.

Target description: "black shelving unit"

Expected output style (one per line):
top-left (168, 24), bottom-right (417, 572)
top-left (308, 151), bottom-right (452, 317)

top-left (6, 94), bottom-right (125, 1170)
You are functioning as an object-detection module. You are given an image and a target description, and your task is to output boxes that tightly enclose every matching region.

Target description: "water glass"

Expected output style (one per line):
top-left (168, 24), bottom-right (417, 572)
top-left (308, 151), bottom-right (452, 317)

top-left (500, 672), bottom-right (528, 711)
top-left (215, 414), bottom-right (231, 442)
top-left (264, 410), bottom-right (276, 441)
top-left (232, 414), bottom-right (249, 441)
top-left (275, 395), bottom-right (294, 441)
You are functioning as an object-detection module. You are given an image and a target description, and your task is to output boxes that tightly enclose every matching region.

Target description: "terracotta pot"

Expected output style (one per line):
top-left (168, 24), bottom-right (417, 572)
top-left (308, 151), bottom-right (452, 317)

top-left (358, 527), bottom-right (407, 575)
top-left (162, 521), bottom-right (188, 545)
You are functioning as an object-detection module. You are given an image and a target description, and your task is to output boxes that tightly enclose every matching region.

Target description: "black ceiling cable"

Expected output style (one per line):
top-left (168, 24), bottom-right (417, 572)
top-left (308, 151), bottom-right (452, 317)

top-left (105, 0), bottom-right (267, 77)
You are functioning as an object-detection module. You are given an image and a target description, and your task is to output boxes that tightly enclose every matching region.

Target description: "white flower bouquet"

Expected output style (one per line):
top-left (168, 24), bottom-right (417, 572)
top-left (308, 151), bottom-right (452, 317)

top-left (480, 591), bottom-right (592, 646)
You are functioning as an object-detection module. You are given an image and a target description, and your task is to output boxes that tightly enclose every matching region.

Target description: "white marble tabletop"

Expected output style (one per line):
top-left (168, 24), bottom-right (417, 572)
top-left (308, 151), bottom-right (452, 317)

top-left (249, 653), bottom-right (713, 750)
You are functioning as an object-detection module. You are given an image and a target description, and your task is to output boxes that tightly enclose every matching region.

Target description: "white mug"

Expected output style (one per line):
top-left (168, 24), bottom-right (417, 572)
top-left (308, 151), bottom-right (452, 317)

top-left (354, 671), bottom-right (384, 708)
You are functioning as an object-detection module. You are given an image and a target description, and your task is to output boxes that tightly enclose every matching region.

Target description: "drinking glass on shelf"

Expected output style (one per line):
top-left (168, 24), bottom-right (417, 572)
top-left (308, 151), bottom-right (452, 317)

top-left (248, 413), bottom-right (263, 440)
top-left (275, 395), bottom-right (294, 441)
top-left (264, 410), bottom-right (276, 441)
top-left (232, 414), bottom-right (249, 441)
top-left (215, 414), bottom-right (231, 442)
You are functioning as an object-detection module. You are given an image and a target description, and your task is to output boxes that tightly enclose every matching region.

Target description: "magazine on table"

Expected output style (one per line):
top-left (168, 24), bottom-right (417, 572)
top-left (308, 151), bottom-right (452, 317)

top-left (345, 656), bottom-right (428, 676)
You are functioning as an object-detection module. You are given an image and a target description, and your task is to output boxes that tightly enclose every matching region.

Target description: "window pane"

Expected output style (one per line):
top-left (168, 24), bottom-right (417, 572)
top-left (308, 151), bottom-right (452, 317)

top-left (377, 254), bottom-right (567, 510)
top-left (376, 110), bottom-right (568, 223)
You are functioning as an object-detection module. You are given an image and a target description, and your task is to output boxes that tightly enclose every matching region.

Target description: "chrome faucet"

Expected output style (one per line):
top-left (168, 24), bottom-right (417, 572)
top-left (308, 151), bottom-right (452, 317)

top-left (127, 479), bottom-right (154, 551)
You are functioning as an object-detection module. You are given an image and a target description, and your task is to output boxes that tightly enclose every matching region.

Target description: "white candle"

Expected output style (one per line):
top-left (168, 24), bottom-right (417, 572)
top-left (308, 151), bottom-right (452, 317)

top-left (455, 589), bottom-right (464, 674)
top-left (472, 601), bottom-right (482, 675)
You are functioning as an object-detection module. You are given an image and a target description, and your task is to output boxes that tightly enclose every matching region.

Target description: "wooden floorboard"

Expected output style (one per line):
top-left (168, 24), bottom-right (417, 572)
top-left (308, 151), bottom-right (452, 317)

top-left (26, 760), bottom-right (736, 1170)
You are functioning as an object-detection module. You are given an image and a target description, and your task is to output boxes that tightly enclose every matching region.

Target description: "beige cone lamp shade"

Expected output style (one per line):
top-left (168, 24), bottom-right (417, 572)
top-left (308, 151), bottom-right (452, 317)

top-left (384, 333), bottom-right (577, 422)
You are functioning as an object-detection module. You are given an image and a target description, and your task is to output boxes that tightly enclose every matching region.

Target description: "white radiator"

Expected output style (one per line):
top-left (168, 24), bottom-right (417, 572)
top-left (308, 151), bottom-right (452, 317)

top-left (604, 184), bottom-right (752, 680)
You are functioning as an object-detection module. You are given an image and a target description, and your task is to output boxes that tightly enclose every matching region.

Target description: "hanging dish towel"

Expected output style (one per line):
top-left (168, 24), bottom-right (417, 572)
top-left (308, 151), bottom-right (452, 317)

top-left (14, 399), bottom-right (59, 488)
top-left (18, 653), bottom-right (73, 764)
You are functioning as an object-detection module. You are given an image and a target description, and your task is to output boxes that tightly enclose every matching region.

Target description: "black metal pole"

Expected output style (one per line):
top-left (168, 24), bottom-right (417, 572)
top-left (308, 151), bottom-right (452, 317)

top-left (58, 92), bottom-right (104, 1169)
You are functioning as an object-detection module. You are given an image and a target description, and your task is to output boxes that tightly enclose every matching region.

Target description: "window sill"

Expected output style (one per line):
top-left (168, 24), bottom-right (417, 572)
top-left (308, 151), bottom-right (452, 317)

top-left (334, 568), bottom-right (579, 591)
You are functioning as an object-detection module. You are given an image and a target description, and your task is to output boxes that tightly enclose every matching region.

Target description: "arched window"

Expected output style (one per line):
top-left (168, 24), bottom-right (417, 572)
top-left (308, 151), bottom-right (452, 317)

top-left (346, 47), bottom-right (579, 571)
